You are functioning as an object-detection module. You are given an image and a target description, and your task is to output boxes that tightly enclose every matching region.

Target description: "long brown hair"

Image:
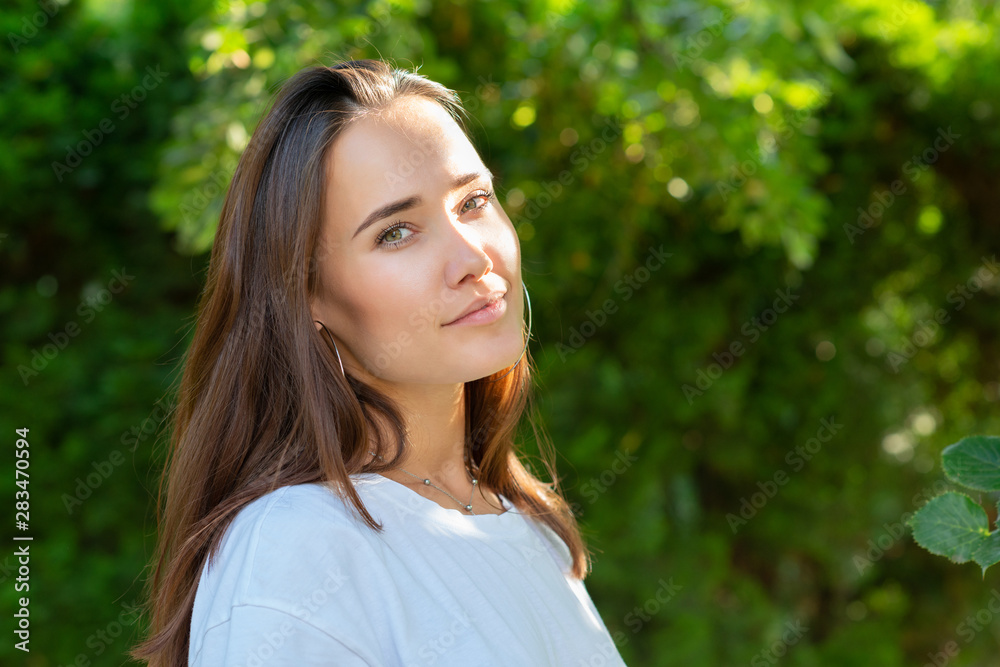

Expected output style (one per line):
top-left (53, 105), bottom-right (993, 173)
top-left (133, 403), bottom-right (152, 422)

top-left (129, 58), bottom-right (592, 667)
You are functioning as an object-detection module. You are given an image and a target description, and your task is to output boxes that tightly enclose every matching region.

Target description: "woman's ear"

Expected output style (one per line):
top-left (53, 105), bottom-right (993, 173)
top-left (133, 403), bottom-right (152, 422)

top-left (308, 295), bottom-right (324, 333)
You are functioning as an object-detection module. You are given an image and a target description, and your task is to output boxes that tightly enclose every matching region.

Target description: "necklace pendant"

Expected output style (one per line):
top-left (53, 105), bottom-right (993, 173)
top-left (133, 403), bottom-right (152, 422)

top-left (465, 504), bottom-right (473, 511)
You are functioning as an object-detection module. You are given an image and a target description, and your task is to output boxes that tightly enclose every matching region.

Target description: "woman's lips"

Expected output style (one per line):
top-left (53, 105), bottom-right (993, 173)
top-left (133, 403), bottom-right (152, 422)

top-left (444, 294), bottom-right (507, 326)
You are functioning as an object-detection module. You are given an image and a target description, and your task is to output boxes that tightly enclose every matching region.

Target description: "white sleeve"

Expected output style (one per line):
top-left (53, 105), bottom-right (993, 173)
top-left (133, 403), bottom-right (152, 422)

top-left (191, 603), bottom-right (375, 667)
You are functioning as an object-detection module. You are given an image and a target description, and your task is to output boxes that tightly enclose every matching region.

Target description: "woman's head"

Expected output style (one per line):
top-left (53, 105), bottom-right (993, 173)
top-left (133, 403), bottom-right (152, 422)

top-left (130, 59), bottom-right (590, 667)
top-left (310, 90), bottom-right (524, 388)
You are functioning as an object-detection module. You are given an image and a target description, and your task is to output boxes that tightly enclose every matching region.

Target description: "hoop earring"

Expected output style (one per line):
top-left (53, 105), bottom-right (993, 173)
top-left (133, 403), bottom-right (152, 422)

top-left (488, 281), bottom-right (532, 382)
top-left (314, 320), bottom-right (346, 378)
top-left (313, 281), bottom-right (532, 382)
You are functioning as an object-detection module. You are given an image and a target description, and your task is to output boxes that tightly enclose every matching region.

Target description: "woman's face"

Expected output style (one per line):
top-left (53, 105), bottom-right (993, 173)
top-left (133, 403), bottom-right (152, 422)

top-left (310, 94), bottom-right (524, 386)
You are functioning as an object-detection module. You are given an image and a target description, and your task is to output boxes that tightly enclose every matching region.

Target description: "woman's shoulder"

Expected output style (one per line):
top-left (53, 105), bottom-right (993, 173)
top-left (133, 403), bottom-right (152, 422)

top-left (190, 481), bottom-right (394, 664)
top-left (211, 483), bottom-right (355, 551)
top-left (198, 480), bottom-right (389, 605)
top-left (226, 480), bottom-right (365, 533)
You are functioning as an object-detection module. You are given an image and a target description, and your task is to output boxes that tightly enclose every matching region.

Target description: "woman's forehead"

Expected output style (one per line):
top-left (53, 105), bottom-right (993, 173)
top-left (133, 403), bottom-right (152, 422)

top-left (330, 97), bottom-right (466, 170)
top-left (322, 99), bottom-right (482, 236)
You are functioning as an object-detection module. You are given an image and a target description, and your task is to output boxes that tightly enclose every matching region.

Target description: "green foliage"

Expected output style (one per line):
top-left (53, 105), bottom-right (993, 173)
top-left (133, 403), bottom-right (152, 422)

top-left (941, 435), bottom-right (1000, 492)
top-left (909, 437), bottom-right (1000, 576)
top-left (3, 0), bottom-right (1000, 665)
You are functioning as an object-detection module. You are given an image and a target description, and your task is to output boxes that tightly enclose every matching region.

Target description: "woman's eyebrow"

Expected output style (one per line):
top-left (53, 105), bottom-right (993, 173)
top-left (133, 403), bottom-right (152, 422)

top-left (352, 168), bottom-right (494, 240)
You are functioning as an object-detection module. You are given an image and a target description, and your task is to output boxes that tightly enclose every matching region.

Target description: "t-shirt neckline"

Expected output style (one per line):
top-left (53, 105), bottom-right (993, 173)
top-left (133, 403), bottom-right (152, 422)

top-left (350, 472), bottom-right (524, 524)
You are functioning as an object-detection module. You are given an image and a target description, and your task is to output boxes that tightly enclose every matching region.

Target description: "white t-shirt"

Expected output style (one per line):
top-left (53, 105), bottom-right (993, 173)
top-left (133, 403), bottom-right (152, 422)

top-left (188, 473), bottom-right (629, 666)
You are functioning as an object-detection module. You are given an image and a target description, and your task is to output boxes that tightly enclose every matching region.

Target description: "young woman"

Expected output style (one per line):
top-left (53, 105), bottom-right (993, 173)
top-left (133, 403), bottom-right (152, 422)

top-left (130, 58), bottom-right (628, 666)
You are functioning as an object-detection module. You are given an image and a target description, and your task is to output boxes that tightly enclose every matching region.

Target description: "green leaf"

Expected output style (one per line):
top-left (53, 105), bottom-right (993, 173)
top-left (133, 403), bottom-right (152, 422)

top-left (941, 435), bottom-right (1000, 492)
top-left (971, 531), bottom-right (1000, 577)
top-left (908, 492), bottom-right (991, 564)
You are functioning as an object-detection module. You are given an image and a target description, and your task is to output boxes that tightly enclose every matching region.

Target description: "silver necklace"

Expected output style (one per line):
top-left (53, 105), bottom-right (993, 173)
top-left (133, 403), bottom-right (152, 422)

top-left (368, 449), bottom-right (480, 514)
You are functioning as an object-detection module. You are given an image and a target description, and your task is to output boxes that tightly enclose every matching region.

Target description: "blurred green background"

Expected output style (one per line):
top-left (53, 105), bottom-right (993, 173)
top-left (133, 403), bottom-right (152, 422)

top-left (2, 0), bottom-right (1000, 664)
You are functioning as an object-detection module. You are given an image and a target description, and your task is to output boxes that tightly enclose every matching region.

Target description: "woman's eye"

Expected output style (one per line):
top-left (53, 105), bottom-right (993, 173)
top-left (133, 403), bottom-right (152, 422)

top-left (462, 190), bottom-right (495, 214)
top-left (376, 190), bottom-right (495, 249)
top-left (376, 223), bottom-right (412, 247)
